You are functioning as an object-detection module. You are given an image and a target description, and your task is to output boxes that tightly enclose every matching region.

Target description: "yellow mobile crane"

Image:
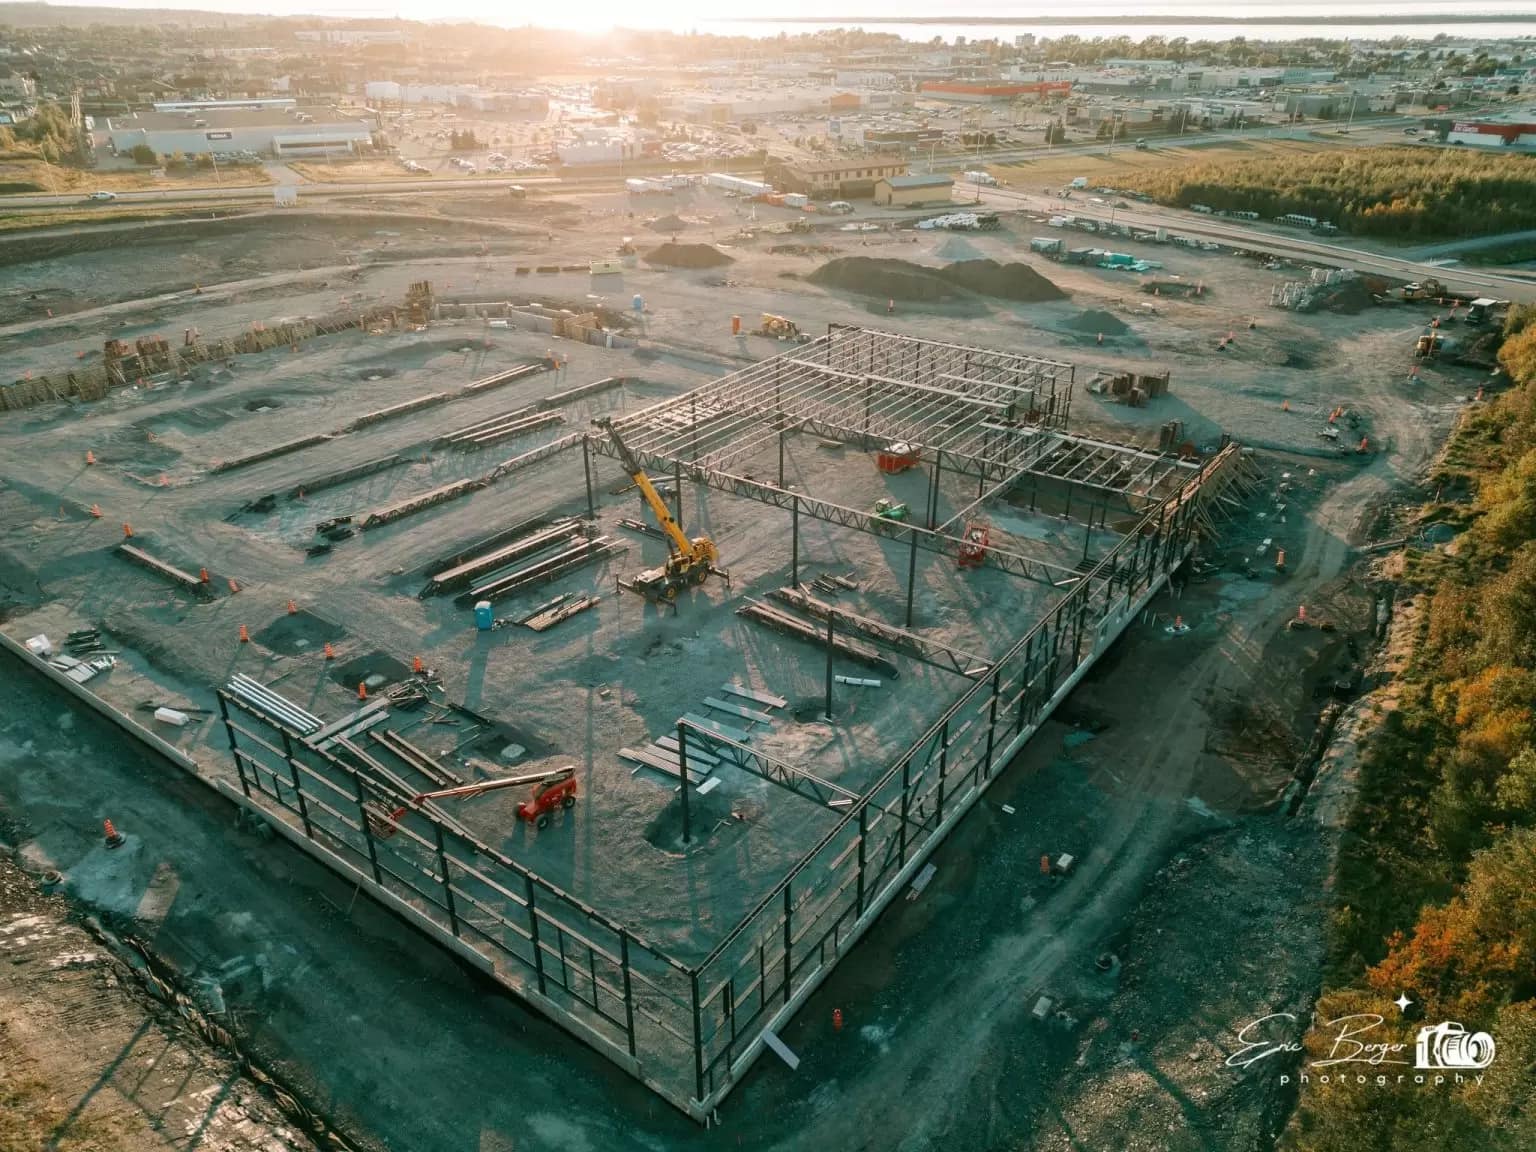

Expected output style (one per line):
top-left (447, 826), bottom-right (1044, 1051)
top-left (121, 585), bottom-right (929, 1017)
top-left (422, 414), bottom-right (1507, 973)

top-left (594, 416), bottom-right (724, 603)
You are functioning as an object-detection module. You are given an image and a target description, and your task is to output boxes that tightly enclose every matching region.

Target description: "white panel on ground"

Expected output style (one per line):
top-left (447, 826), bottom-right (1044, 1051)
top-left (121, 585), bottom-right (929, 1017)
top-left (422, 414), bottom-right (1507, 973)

top-left (761, 1028), bottom-right (800, 1071)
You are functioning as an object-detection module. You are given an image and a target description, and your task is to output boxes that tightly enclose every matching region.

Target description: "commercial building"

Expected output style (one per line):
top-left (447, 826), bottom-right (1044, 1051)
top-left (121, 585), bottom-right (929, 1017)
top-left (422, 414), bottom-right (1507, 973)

top-left (874, 173), bottom-right (954, 207)
top-left (919, 80), bottom-right (1072, 104)
top-left (765, 155), bottom-right (908, 198)
top-left (364, 81), bottom-right (547, 115)
top-left (666, 86), bottom-right (911, 125)
top-left (0, 74), bottom-right (37, 101)
top-left (106, 106), bottom-right (374, 158)
top-left (1447, 119), bottom-right (1536, 147)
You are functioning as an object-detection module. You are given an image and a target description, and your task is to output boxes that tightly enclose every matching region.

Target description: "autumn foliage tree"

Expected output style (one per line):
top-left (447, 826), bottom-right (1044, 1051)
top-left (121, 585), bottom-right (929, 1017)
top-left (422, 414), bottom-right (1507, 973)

top-left (1300, 315), bottom-right (1536, 1150)
top-left (1119, 146), bottom-right (1536, 239)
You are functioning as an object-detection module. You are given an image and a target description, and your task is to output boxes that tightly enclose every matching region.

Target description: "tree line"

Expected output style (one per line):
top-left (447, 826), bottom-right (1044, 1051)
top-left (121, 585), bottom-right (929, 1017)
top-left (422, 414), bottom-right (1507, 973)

top-left (1121, 146), bottom-right (1536, 239)
top-left (1295, 309), bottom-right (1536, 1149)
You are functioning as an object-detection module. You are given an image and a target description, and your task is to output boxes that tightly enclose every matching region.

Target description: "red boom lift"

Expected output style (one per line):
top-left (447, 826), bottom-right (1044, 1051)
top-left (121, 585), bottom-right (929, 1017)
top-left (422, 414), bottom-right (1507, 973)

top-left (370, 765), bottom-right (577, 838)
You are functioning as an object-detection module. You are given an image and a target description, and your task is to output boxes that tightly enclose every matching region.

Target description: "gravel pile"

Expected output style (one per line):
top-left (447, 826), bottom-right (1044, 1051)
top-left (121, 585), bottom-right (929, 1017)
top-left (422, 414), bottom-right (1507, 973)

top-left (808, 257), bottom-right (1065, 303)
top-left (643, 243), bottom-right (734, 268)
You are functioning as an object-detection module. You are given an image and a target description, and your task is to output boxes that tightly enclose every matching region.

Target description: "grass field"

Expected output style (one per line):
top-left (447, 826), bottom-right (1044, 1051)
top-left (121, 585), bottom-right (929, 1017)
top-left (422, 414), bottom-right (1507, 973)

top-left (0, 157), bottom-right (271, 195)
top-left (989, 138), bottom-right (1348, 188)
top-left (0, 204), bottom-right (251, 234)
top-left (289, 159), bottom-right (437, 182)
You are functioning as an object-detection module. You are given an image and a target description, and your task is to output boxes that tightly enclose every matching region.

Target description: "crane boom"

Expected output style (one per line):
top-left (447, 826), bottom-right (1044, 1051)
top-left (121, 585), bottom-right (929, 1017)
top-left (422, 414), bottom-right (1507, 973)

top-left (592, 417), bottom-right (723, 604)
top-left (594, 418), bottom-right (694, 558)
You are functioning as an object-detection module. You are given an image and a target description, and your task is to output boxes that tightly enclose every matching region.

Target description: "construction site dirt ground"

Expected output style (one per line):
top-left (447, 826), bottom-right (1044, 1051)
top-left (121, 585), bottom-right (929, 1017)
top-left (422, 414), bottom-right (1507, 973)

top-left (0, 194), bottom-right (1479, 1150)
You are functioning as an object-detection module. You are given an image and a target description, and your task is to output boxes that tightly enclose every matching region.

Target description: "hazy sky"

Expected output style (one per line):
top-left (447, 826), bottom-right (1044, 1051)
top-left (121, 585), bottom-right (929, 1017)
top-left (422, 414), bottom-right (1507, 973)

top-left (27, 0), bottom-right (1536, 32)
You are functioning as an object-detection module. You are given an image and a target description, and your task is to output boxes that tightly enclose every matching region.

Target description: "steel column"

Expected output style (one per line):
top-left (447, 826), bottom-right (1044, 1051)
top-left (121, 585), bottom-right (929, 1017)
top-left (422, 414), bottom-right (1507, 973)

top-left (280, 728), bottom-right (312, 838)
top-left (678, 722), bottom-right (691, 845)
top-left (434, 822), bottom-right (460, 938)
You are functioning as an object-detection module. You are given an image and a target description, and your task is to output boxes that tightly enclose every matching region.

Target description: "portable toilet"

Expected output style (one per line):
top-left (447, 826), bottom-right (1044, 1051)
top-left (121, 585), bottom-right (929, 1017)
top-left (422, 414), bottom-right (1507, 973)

top-left (474, 601), bottom-right (495, 631)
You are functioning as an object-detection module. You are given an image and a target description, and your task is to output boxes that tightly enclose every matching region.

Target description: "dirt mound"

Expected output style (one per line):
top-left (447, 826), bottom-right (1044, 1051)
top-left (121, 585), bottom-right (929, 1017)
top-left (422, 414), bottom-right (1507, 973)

top-left (809, 256), bottom-right (1065, 304)
top-left (646, 214), bottom-right (688, 232)
top-left (808, 257), bottom-right (954, 301)
top-left (1322, 277), bottom-right (1377, 315)
top-left (936, 259), bottom-right (1066, 303)
top-left (644, 242), bottom-right (733, 268)
top-left (1066, 309), bottom-right (1130, 335)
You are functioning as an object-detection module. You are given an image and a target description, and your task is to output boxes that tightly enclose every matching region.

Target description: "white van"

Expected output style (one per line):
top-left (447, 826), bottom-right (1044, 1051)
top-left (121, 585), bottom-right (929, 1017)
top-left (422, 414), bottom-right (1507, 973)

top-left (963, 170), bottom-right (998, 187)
top-left (1069, 176), bottom-right (1089, 189)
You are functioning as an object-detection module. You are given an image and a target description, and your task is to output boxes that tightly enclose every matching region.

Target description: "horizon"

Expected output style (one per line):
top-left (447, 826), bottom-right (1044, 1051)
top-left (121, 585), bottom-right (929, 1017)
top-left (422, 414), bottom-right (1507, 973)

top-left (4, 0), bottom-right (1536, 36)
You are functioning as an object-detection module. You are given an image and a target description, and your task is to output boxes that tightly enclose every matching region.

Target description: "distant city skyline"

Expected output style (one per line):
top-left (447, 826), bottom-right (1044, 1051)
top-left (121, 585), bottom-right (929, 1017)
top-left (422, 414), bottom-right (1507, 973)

top-left (12, 0), bottom-right (1536, 38)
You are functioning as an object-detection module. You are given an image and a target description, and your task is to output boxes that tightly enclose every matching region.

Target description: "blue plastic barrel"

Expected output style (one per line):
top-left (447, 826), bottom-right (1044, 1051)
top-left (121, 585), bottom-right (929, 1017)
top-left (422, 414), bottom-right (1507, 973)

top-left (632, 294), bottom-right (644, 313)
top-left (474, 601), bottom-right (494, 631)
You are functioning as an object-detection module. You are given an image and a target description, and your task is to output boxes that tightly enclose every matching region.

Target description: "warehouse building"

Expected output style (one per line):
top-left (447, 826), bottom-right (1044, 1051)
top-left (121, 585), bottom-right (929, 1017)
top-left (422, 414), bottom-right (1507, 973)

top-left (765, 155), bottom-right (908, 198)
top-left (106, 106), bottom-right (374, 158)
top-left (874, 173), bottom-right (954, 207)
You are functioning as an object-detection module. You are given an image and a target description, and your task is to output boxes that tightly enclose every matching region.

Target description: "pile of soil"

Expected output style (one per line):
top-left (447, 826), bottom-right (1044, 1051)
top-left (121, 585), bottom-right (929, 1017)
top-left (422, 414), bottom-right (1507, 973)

top-left (646, 214), bottom-right (688, 232)
top-left (1322, 277), bottom-right (1376, 315)
top-left (644, 242), bottom-right (733, 268)
top-left (809, 257), bottom-right (953, 301)
top-left (939, 259), bottom-right (1066, 302)
top-left (808, 257), bottom-right (1065, 304)
top-left (1066, 308), bottom-right (1130, 335)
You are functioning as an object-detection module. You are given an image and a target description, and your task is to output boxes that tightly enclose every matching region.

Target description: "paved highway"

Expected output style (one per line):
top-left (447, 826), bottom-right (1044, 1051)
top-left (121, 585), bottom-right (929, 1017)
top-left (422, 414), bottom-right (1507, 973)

top-left (976, 185), bottom-right (1536, 301)
top-left (0, 174), bottom-right (564, 209)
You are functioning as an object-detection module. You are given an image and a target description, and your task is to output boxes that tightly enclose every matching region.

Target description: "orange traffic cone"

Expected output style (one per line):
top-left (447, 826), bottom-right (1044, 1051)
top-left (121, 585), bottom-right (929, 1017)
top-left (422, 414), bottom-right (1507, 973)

top-left (1282, 399), bottom-right (1289, 412)
top-left (238, 624), bottom-right (250, 643)
top-left (412, 655), bottom-right (424, 674)
top-left (85, 450), bottom-right (96, 465)
top-left (122, 522), bottom-right (133, 538)
top-left (103, 819), bottom-right (126, 849)
top-left (323, 642), bottom-right (335, 660)
top-left (1298, 605), bottom-right (1307, 622)
top-left (1040, 854), bottom-right (1051, 875)
top-left (832, 1009), bottom-right (844, 1031)
top-left (199, 567), bottom-right (209, 583)
top-left (228, 578), bottom-right (240, 594)
top-left (287, 599), bottom-right (298, 615)
top-left (357, 682), bottom-right (368, 701)
top-left (89, 504), bottom-right (102, 518)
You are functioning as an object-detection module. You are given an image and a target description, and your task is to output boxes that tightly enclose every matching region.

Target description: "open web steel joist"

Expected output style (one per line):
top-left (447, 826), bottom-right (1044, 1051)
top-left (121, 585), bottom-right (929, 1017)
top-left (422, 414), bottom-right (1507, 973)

top-left (588, 327), bottom-right (1202, 593)
top-left (596, 326), bottom-right (1075, 484)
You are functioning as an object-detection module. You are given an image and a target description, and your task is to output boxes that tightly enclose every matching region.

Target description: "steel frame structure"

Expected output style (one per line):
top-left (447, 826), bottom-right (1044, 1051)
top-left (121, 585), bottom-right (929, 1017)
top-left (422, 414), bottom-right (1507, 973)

top-left (215, 330), bottom-right (1242, 1124)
